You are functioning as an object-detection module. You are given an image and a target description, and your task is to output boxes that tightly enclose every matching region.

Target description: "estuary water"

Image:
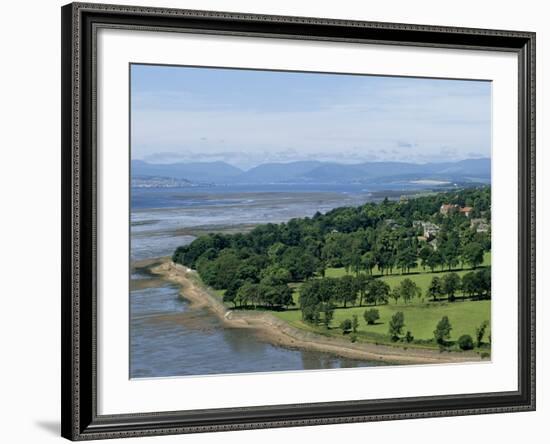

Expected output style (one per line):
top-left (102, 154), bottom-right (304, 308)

top-left (130, 183), bottom-right (426, 378)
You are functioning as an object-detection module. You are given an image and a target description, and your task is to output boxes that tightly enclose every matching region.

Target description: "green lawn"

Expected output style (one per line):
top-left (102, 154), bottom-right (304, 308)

top-left (272, 299), bottom-right (490, 343)
top-left (271, 300), bottom-right (491, 352)
top-left (274, 252), bottom-right (491, 347)
top-left (213, 252), bottom-right (491, 350)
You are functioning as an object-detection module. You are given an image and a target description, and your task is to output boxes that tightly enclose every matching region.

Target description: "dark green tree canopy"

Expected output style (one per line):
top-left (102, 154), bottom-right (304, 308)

top-left (172, 186), bottom-right (490, 317)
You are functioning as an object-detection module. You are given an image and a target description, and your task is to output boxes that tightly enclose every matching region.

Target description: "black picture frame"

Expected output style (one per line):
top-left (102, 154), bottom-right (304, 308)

top-left (61, 2), bottom-right (536, 440)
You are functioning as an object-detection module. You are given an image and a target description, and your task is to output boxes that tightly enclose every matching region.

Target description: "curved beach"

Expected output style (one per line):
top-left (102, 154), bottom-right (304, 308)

top-left (145, 257), bottom-right (483, 366)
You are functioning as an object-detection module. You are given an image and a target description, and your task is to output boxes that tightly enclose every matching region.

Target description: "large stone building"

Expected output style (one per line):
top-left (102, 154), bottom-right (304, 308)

top-left (413, 221), bottom-right (440, 240)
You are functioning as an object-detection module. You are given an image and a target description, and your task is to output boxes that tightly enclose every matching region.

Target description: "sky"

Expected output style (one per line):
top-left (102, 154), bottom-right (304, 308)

top-left (131, 64), bottom-right (491, 170)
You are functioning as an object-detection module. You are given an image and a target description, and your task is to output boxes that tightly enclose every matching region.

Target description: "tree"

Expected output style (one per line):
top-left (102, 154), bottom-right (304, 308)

top-left (222, 279), bottom-right (243, 307)
top-left (440, 229), bottom-right (461, 270)
top-left (172, 233), bottom-right (230, 268)
top-left (267, 242), bottom-right (286, 262)
top-left (298, 280), bottom-right (319, 307)
top-left (236, 263), bottom-right (260, 283)
top-left (196, 250), bottom-right (241, 289)
top-left (475, 320), bottom-right (490, 347)
top-left (355, 274), bottom-right (370, 306)
top-left (316, 258), bottom-right (327, 277)
top-left (299, 280), bottom-right (325, 322)
top-left (259, 266), bottom-right (292, 285)
top-left (352, 314), bottom-right (359, 333)
top-left (418, 245), bottom-right (433, 270)
top-left (321, 302), bottom-right (335, 329)
top-left (425, 249), bottom-right (444, 272)
top-left (340, 319), bottom-right (353, 334)
top-left (434, 316), bottom-right (452, 345)
top-left (405, 331), bottom-right (414, 343)
top-left (349, 250), bottom-right (363, 275)
top-left (461, 272), bottom-right (478, 298)
top-left (337, 275), bottom-right (357, 308)
top-left (279, 247), bottom-right (318, 281)
top-left (478, 267), bottom-right (491, 298)
top-left (362, 251), bottom-right (377, 275)
top-left (396, 246), bottom-right (417, 274)
top-left (390, 287), bottom-right (400, 304)
top-left (458, 334), bottom-right (474, 350)
top-left (399, 278), bottom-right (421, 304)
top-left (426, 276), bottom-right (443, 302)
top-left (462, 242), bottom-right (484, 269)
top-left (259, 283), bottom-right (294, 308)
top-left (366, 279), bottom-right (390, 305)
top-left (363, 308), bottom-right (380, 325)
top-left (322, 232), bottom-right (350, 268)
top-left (442, 272), bottom-right (461, 302)
top-left (318, 277), bottom-right (338, 303)
top-left (302, 303), bottom-right (321, 325)
top-left (388, 311), bottom-right (405, 341)
top-left (236, 282), bottom-right (259, 308)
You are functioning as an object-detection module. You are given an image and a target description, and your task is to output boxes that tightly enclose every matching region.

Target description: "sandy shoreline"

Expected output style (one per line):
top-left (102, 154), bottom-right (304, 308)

top-left (144, 257), bottom-right (483, 365)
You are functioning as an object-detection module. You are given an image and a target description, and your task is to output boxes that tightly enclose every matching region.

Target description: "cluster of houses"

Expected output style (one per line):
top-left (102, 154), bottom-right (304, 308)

top-left (407, 203), bottom-right (490, 250)
top-left (380, 202), bottom-right (489, 252)
top-left (439, 203), bottom-right (489, 233)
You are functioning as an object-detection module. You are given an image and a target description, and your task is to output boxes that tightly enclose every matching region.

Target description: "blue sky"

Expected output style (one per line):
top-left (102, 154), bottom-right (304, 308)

top-left (131, 64), bottom-right (491, 169)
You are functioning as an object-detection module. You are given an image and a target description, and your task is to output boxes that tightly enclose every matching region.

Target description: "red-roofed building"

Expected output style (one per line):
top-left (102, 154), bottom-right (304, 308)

top-left (459, 206), bottom-right (473, 217)
top-left (440, 203), bottom-right (458, 216)
top-left (440, 203), bottom-right (473, 218)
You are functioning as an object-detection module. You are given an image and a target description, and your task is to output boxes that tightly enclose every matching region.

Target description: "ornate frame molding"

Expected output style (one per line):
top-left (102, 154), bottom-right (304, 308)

top-left (61, 2), bottom-right (535, 440)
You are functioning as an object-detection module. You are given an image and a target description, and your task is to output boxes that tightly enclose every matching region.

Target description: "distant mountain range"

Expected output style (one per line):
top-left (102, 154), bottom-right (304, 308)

top-left (131, 158), bottom-right (490, 186)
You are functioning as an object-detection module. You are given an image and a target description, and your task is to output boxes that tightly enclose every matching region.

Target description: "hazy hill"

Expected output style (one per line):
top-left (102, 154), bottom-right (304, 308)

top-left (131, 158), bottom-right (490, 185)
top-left (302, 162), bottom-right (422, 182)
top-left (131, 160), bottom-right (242, 183)
top-left (238, 161), bottom-right (323, 183)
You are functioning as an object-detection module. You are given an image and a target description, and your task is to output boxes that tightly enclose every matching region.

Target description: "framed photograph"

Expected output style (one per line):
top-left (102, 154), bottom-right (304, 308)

top-left (61, 2), bottom-right (536, 440)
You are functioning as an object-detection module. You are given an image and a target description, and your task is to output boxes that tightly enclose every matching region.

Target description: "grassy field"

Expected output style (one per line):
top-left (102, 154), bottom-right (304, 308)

top-left (208, 252), bottom-right (491, 351)
top-left (272, 299), bottom-right (490, 343)
top-left (277, 252), bottom-right (490, 349)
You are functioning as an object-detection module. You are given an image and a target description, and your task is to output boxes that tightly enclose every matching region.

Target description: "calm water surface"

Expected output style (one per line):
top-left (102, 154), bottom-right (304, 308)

top-left (130, 272), bottom-right (380, 377)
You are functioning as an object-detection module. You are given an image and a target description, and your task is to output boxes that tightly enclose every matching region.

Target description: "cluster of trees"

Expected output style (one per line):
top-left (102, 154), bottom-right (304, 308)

top-left (298, 275), bottom-right (391, 325)
top-left (433, 316), bottom-right (490, 350)
top-left (172, 187), bottom-right (491, 311)
top-left (297, 268), bottom-right (491, 326)
top-left (337, 309), bottom-right (490, 350)
top-left (427, 268), bottom-right (491, 302)
top-left (225, 280), bottom-right (293, 309)
top-left (317, 218), bottom-right (489, 276)
top-left (379, 312), bottom-right (489, 350)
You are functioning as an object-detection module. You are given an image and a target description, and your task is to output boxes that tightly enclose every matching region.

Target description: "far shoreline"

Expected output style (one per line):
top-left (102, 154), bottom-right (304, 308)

top-left (141, 257), bottom-right (485, 366)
